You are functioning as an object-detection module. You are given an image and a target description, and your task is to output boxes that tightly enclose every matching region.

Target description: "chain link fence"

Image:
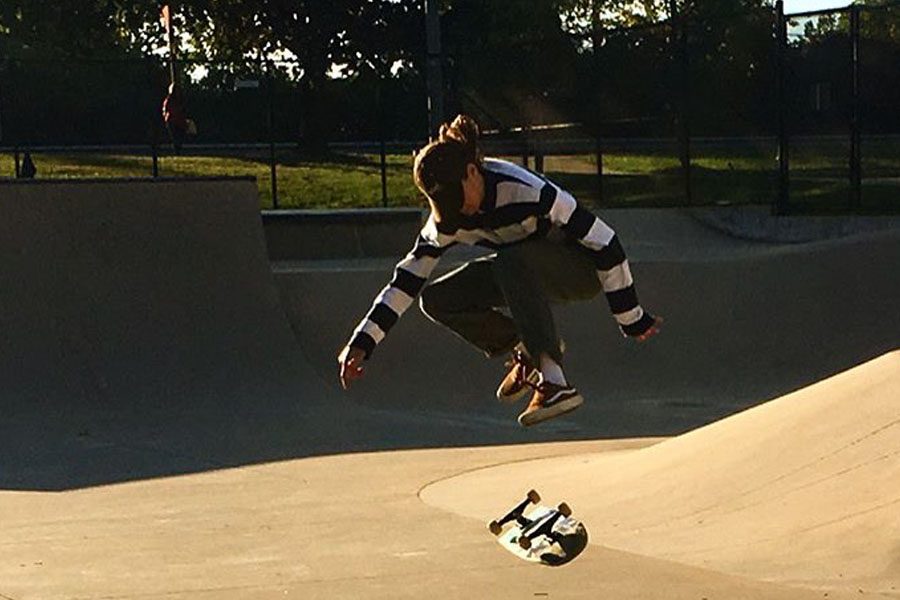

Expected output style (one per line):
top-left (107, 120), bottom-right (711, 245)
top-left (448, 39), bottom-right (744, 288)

top-left (1, 2), bottom-right (898, 213)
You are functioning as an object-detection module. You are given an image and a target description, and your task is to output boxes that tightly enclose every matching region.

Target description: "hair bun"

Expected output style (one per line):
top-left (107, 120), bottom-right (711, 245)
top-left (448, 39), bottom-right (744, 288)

top-left (439, 114), bottom-right (480, 147)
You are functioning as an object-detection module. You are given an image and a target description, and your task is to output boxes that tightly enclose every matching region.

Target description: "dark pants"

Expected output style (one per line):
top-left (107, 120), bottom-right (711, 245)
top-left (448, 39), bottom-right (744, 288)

top-left (418, 237), bottom-right (602, 363)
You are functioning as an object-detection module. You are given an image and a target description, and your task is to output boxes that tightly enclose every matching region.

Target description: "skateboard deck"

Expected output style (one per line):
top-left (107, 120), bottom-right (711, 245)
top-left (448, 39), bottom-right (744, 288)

top-left (489, 490), bottom-right (588, 566)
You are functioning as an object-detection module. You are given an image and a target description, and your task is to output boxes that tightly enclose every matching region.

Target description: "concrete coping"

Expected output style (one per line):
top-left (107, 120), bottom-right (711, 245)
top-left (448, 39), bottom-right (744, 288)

top-left (691, 206), bottom-right (900, 243)
top-left (262, 207), bottom-right (426, 224)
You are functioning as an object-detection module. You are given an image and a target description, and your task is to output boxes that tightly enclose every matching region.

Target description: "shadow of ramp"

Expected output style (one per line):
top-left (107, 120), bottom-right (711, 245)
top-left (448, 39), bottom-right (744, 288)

top-left (0, 178), bottom-right (563, 492)
top-left (0, 178), bottom-right (342, 491)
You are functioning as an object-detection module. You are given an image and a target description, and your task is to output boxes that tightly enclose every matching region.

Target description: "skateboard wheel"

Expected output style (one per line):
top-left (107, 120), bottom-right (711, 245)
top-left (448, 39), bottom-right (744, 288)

top-left (518, 536), bottom-right (532, 550)
top-left (489, 520), bottom-right (502, 536)
top-left (527, 489), bottom-right (541, 504)
top-left (558, 502), bottom-right (572, 517)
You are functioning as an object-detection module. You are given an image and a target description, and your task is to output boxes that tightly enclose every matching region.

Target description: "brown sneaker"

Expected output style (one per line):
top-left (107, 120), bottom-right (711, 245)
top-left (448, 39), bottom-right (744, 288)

top-left (496, 350), bottom-right (540, 403)
top-left (517, 382), bottom-right (583, 427)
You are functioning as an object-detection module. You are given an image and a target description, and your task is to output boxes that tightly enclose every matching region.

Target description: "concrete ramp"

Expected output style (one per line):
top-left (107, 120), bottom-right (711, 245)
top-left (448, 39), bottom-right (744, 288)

top-left (420, 350), bottom-right (900, 594)
top-left (0, 178), bottom-right (296, 409)
top-left (0, 178), bottom-right (351, 490)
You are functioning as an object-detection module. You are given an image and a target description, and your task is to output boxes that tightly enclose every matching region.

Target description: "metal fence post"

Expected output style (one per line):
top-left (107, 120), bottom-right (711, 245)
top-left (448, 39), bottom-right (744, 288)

top-left (151, 136), bottom-right (159, 177)
top-left (0, 73), bottom-right (4, 149)
top-left (670, 0), bottom-right (692, 204)
top-left (267, 66), bottom-right (279, 210)
top-left (380, 136), bottom-right (388, 207)
top-left (377, 81), bottom-right (388, 207)
top-left (144, 58), bottom-right (159, 178)
top-left (775, 0), bottom-right (790, 215)
top-left (595, 137), bottom-right (603, 205)
top-left (425, 0), bottom-right (445, 138)
top-left (592, 15), bottom-right (604, 206)
top-left (849, 5), bottom-right (862, 210)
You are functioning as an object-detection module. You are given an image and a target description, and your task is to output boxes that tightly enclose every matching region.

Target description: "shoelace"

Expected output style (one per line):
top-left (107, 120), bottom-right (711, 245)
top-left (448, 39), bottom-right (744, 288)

top-left (503, 350), bottom-right (532, 387)
top-left (504, 350), bottom-right (552, 393)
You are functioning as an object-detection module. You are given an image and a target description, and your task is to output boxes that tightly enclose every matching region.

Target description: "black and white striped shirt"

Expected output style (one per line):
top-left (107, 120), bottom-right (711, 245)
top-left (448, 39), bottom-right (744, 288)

top-left (350, 158), bottom-right (655, 357)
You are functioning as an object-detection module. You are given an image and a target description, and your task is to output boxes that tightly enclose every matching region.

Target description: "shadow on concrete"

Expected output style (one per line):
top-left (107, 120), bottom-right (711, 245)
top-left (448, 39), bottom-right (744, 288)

top-left (1, 178), bottom-right (897, 492)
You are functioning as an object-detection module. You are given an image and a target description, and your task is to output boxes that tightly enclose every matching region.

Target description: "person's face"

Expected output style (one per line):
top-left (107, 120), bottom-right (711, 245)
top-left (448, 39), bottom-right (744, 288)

top-left (460, 163), bottom-right (484, 216)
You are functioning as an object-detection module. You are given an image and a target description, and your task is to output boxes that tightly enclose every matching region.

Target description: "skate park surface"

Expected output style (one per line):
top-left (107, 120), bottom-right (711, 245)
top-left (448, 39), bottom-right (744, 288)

top-left (1, 177), bottom-right (898, 600)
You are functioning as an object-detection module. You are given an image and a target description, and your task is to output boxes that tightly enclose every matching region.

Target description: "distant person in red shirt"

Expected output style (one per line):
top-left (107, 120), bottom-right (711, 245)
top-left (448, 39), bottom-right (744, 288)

top-left (162, 82), bottom-right (195, 151)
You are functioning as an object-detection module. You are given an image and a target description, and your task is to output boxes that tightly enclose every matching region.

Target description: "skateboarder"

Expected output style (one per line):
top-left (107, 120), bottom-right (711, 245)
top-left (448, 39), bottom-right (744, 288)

top-left (338, 114), bottom-right (661, 426)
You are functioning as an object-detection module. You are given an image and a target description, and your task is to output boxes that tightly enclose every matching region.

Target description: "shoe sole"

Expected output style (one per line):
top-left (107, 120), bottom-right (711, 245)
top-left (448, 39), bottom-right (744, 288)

top-left (496, 384), bottom-right (531, 404)
top-left (518, 392), bottom-right (584, 427)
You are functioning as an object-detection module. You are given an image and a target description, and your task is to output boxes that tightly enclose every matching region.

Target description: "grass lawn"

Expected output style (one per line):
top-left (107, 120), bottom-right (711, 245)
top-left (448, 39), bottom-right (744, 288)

top-left (0, 150), bottom-right (419, 210)
top-left (2, 141), bottom-right (897, 213)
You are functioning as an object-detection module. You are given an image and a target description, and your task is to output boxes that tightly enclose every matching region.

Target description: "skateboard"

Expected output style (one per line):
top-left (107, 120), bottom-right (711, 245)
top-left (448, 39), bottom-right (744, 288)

top-left (488, 489), bottom-right (588, 566)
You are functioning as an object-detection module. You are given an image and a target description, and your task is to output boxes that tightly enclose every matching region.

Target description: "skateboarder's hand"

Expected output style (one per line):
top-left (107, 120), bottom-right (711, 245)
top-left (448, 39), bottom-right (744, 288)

top-left (636, 315), bottom-right (663, 342)
top-left (338, 345), bottom-right (366, 390)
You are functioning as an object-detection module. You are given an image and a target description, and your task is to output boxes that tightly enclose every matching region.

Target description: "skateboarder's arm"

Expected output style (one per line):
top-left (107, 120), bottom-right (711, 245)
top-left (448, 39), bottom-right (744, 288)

top-left (540, 185), bottom-right (659, 338)
top-left (346, 220), bottom-right (456, 359)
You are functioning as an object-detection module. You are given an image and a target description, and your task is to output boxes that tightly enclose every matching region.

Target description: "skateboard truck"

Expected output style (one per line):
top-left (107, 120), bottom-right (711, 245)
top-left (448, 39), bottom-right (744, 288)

top-left (489, 490), bottom-right (587, 566)
top-left (517, 503), bottom-right (571, 550)
top-left (488, 489), bottom-right (541, 536)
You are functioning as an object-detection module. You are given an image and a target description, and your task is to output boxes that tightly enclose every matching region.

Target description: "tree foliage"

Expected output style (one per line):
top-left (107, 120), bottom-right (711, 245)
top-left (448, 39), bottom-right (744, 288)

top-left (0, 0), bottom-right (153, 59)
top-left (1, 0), bottom-right (898, 144)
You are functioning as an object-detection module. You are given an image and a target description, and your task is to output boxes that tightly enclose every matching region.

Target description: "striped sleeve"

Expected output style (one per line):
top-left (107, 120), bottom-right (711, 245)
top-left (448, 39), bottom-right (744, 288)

top-left (349, 223), bottom-right (455, 358)
top-left (541, 184), bottom-right (656, 337)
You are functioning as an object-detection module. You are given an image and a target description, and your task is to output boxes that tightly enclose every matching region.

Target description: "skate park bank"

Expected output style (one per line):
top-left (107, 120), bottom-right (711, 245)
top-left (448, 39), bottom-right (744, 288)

top-left (0, 177), bottom-right (898, 599)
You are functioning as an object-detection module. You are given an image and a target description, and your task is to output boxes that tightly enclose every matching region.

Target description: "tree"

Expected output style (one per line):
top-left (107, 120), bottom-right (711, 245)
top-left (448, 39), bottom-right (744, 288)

top-left (787, 1), bottom-right (900, 135)
top-left (161, 0), bottom-right (423, 147)
top-left (0, 1), bottom-right (168, 145)
top-left (440, 0), bottom-right (583, 127)
top-left (0, 0), bottom-right (159, 59)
